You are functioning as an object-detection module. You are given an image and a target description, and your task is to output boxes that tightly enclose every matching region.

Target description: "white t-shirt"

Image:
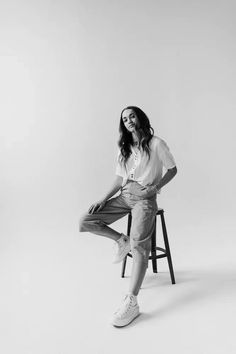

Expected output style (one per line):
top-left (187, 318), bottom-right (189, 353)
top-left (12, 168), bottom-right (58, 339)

top-left (115, 135), bottom-right (176, 192)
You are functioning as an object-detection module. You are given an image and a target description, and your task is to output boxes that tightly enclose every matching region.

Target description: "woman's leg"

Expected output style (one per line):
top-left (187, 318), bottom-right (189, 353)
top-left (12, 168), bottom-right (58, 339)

top-left (81, 223), bottom-right (122, 241)
top-left (79, 194), bottom-right (130, 241)
top-left (128, 199), bottom-right (157, 295)
top-left (129, 256), bottom-right (148, 296)
top-left (111, 183), bottom-right (158, 327)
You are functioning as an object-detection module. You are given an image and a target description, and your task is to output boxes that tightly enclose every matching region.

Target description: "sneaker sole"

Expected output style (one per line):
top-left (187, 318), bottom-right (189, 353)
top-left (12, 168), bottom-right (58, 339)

top-left (112, 311), bottom-right (140, 328)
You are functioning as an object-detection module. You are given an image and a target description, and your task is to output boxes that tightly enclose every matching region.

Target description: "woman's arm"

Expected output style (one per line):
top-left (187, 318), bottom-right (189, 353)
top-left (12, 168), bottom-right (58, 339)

top-left (140, 166), bottom-right (177, 196)
top-left (156, 166), bottom-right (177, 191)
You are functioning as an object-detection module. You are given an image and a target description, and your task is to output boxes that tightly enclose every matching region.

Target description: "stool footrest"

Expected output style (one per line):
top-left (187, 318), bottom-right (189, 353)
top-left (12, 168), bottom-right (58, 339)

top-left (126, 246), bottom-right (167, 260)
top-left (149, 254), bottom-right (167, 260)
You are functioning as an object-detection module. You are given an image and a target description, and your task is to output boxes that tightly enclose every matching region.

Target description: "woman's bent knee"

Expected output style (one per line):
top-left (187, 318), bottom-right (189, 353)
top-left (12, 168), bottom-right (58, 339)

top-left (79, 214), bottom-right (106, 233)
top-left (79, 215), bottom-right (89, 232)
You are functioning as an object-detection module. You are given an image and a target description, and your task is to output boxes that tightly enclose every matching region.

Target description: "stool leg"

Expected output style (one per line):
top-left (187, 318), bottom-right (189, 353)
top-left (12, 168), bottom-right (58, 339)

top-left (151, 218), bottom-right (158, 273)
top-left (121, 213), bottom-right (132, 278)
top-left (121, 256), bottom-right (127, 278)
top-left (160, 213), bottom-right (176, 284)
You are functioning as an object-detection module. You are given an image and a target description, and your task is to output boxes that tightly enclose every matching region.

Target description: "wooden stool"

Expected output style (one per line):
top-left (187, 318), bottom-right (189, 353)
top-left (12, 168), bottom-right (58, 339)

top-left (121, 209), bottom-right (176, 284)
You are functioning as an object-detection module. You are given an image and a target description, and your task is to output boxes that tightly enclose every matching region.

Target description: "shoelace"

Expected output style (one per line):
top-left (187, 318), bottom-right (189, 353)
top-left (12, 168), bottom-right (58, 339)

top-left (116, 296), bottom-right (136, 317)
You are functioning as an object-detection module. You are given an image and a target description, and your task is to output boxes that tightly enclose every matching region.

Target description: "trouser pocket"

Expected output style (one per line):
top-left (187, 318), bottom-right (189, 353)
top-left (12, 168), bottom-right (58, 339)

top-left (122, 181), bottom-right (156, 199)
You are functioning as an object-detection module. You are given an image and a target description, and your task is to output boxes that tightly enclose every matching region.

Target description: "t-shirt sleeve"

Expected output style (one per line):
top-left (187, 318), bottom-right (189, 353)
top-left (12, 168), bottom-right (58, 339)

top-left (158, 139), bottom-right (176, 169)
top-left (115, 150), bottom-right (124, 177)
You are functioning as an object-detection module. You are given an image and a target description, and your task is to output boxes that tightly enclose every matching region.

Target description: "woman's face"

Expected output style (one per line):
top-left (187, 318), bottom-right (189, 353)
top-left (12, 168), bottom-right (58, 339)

top-left (121, 109), bottom-right (140, 133)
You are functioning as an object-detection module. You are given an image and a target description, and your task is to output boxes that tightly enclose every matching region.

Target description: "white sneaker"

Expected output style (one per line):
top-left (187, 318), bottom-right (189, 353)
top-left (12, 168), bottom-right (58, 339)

top-left (111, 294), bottom-right (140, 327)
top-left (113, 234), bottom-right (131, 264)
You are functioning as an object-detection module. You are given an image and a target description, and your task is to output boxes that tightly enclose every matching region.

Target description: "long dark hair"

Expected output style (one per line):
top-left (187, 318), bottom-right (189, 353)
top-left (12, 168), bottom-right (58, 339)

top-left (118, 106), bottom-right (154, 166)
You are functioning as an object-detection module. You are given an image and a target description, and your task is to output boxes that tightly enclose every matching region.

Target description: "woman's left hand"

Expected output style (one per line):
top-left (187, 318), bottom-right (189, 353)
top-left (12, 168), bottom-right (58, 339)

top-left (140, 184), bottom-right (158, 197)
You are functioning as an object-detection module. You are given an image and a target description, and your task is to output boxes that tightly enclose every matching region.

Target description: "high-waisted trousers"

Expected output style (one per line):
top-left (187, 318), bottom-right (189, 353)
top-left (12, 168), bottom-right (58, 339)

top-left (79, 180), bottom-right (158, 267)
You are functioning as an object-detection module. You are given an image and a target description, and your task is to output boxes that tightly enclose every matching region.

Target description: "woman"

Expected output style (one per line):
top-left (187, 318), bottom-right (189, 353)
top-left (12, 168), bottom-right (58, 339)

top-left (79, 106), bottom-right (177, 327)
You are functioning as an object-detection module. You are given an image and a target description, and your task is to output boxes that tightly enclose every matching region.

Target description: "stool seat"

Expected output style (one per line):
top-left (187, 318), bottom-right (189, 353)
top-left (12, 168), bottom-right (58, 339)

top-left (121, 208), bottom-right (176, 284)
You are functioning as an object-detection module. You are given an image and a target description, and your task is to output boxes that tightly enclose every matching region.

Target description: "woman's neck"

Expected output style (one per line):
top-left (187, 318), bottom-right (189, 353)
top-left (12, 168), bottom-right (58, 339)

top-left (132, 132), bottom-right (140, 144)
top-left (132, 134), bottom-right (141, 150)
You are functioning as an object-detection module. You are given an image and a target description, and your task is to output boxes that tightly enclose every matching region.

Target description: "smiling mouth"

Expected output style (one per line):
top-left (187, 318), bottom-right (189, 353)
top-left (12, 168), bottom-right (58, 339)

top-left (129, 124), bottom-right (134, 128)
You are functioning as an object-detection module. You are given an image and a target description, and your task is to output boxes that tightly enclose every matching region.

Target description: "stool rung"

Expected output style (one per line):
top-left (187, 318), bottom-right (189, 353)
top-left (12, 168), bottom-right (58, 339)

top-left (127, 248), bottom-right (167, 259)
top-left (149, 254), bottom-right (167, 260)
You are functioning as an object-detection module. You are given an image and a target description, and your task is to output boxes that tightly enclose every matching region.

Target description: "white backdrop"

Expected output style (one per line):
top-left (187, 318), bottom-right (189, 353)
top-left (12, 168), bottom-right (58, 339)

top-left (1, 0), bottom-right (236, 257)
top-left (1, 1), bottom-right (236, 353)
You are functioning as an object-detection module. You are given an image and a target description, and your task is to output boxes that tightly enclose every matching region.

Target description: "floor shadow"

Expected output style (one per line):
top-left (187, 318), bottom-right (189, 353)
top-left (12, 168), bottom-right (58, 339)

top-left (141, 268), bottom-right (236, 320)
top-left (142, 270), bottom-right (196, 288)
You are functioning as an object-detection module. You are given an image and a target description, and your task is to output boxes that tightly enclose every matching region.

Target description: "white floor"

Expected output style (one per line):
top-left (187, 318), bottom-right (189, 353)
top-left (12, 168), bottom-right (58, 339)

top-left (1, 220), bottom-right (236, 354)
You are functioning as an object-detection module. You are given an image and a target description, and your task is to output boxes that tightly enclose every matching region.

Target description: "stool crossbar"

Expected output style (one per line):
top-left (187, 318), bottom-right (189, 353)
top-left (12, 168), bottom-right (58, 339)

top-left (121, 208), bottom-right (176, 284)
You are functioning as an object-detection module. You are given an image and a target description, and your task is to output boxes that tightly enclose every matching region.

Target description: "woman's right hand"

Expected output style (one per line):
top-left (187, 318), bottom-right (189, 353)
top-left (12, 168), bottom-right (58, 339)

top-left (88, 199), bottom-right (107, 214)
